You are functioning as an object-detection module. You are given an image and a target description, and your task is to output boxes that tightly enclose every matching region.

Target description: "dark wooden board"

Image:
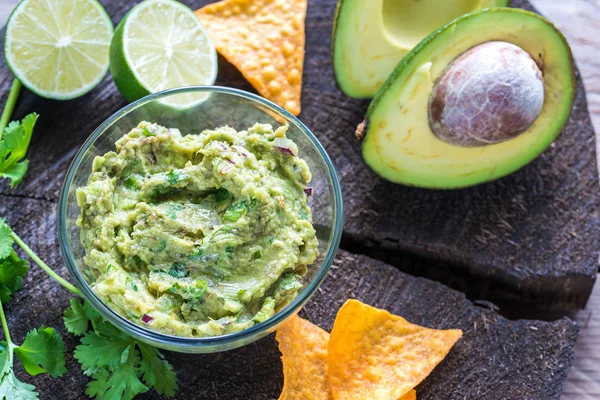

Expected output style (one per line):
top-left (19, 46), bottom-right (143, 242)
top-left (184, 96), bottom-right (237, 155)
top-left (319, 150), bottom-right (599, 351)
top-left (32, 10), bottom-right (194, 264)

top-left (1, 0), bottom-right (598, 312)
top-left (0, 193), bottom-right (577, 399)
top-left (0, 0), bottom-right (589, 397)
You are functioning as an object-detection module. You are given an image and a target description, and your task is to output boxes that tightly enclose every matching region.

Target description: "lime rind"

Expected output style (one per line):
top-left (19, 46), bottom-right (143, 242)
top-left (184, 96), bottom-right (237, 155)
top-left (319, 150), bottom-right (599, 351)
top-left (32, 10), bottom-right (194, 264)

top-left (4, 0), bottom-right (114, 100)
top-left (113, 0), bottom-right (218, 109)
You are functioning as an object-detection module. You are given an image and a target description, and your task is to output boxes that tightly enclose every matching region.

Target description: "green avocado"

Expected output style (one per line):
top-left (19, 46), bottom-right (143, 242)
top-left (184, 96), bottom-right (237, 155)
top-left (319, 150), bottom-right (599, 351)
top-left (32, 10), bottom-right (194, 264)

top-left (359, 8), bottom-right (575, 189)
top-left (332, 0), bottom-right (509, 98)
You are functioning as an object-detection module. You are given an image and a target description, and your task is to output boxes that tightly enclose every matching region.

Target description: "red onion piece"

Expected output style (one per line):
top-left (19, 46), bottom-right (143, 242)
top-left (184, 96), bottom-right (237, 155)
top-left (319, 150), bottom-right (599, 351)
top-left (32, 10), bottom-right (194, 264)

top-left (218, 142), bottom-right (228, 151)
top-left (233, 145), bottom-right (249, 158)
top-left (141, 314), bottom-right (153, 324)
top-left (273, 138), bottom-right (298, 156)
top-left (304, 187), bottom-right (313, 196)
top-left (276, 147), bottom-right (295, 156)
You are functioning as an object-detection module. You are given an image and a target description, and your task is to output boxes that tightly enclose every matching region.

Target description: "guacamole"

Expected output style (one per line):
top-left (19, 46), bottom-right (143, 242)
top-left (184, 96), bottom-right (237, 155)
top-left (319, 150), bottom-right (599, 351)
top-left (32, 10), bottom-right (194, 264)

top-left (76, 122), bottom-right (318, 337)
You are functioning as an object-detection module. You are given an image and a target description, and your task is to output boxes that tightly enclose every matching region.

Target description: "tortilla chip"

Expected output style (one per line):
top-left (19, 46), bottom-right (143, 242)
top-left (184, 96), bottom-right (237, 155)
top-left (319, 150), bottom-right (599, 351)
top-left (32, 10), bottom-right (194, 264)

top-left (196, 0), bottom-right (307, 116)
top-left (276, 314), bottom-right (331, 399)
top-left (328, 300), bottom-right (462, 400)
top-left (276, 314), bottom-right (420, 400)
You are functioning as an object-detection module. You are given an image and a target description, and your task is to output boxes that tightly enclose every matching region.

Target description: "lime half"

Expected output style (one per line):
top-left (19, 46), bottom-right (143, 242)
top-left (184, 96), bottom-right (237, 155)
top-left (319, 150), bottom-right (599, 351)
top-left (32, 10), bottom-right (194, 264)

top-left (110, 0), bottom-right (218, 108)
top-left (4, 0), bottom-right (114, 100)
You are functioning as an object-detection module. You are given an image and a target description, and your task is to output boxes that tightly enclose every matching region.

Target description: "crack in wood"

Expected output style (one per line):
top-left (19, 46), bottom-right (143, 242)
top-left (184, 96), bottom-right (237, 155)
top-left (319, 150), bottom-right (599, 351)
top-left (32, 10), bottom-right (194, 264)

top-left (340, 232), bottom-right (596, 313)
top-left (0, 192), bottom-right (57, 204)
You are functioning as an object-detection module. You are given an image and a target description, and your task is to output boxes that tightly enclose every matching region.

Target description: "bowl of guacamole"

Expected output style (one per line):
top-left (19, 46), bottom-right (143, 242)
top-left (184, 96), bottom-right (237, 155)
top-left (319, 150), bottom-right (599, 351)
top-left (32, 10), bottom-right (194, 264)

top-left (58, 87), bottom-right (343, 353)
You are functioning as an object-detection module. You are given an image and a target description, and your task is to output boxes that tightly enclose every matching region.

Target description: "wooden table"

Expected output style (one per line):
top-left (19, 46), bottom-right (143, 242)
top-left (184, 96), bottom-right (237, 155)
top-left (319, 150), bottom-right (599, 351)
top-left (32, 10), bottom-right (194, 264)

top-left (0, 0), bottom-right (599, 398)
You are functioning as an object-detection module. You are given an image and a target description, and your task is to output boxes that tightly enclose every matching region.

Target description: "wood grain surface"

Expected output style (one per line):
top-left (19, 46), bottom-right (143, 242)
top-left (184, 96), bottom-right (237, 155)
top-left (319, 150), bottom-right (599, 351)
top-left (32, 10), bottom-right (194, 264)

top-left (532, 2), bottom-right (600, 398)
top-left (0, 0), bottom-right (599, 399)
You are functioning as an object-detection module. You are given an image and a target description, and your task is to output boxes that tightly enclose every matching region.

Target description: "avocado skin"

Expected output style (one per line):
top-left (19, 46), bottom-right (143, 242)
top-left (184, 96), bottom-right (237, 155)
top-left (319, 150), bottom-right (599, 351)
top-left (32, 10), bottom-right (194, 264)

top-left (330, 0), bottom-right (349, 97)
top-left (332, 0), bottom-right (510, 99)
top-left (360, 7), bottom-right (576, 189)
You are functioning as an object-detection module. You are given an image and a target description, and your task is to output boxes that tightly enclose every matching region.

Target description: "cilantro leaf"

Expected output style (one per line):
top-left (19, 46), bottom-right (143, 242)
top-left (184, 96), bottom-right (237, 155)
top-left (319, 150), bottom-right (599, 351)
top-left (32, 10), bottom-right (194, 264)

top-left (137, 342), bottom-right (178, 397)
top-left (93, 319), bottom-right (129, 341)
top-left (68, 301), bottom-right (179, 398)
top-left (0, 254), bottom-right (29, 303)
top-left (0, 162), bottom-right (28, 189)
top-left (215, 187), bottom-right (230, 202)
top-left (0, 220), bottom-right (14, 260)
top-left (167, 262), bottom-right (187, 278)
top-left (14, 327), bottom-right (67, 378)
top-left (167, 169), bottom-right (179, 185)
top-left (0, 343), bottom-right (38, 400)
top-left (64, 299), bottom-right (104, 336)
top-left (2, 115), bottom-right (37, 160)
top-left (141, 127), bottom-right (155, 137)
top-left (122, 176), bottom-right (139, 191)
top-left (85, 346), bottom-right (148, 400)
top-left (0, 372), bottom-right (38, 400)
top-left (85, 369), bottom-right (110, 399)
top-left (0, 113), bottom-right (38, 188)
top-left (84, 299), bottom-right (101, 324)
top-left (74, 331), bottom-right (133, 376)
top-left (223, 201), bottom-right (247, 222)
top-left (63, 299), bottom-right (90, 336)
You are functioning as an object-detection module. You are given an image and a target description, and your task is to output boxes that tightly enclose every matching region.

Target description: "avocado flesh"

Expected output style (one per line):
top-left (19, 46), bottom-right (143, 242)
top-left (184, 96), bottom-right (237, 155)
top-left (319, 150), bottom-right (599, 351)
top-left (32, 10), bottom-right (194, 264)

top-left (333, 0), bottom-right (509, 99)
top-left (361, 8), bottom-right (575, 189)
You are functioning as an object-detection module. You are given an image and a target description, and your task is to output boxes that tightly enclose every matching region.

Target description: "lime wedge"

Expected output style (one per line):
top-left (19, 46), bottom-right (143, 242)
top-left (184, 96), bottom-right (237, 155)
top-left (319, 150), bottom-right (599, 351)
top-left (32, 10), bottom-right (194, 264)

top-left (4, 0), bottom-right (114, 100)
top-left (110, 0), bottom-right (218, 108)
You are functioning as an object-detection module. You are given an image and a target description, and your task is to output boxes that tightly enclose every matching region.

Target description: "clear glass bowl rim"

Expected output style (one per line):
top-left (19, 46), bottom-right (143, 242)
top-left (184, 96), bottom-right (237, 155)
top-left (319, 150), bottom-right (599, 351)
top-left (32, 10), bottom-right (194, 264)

top-left (57, 86), bottom-right (344, 350)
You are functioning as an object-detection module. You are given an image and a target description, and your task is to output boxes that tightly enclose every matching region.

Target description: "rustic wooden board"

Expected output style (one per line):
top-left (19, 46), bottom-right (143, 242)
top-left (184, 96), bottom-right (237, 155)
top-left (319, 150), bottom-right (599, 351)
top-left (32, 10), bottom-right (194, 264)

top-left (0, 0), bottom-right (592, 398)
top-left (1, 0), bottom-right (598, 312)
top-left (0, 194), bottom-right (578, 399)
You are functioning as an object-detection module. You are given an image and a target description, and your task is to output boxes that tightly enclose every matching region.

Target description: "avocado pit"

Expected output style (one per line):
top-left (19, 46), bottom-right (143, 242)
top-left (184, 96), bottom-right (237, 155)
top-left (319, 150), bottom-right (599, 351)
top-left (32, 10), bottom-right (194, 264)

top-left (429, 41), bottom-right (545, 147)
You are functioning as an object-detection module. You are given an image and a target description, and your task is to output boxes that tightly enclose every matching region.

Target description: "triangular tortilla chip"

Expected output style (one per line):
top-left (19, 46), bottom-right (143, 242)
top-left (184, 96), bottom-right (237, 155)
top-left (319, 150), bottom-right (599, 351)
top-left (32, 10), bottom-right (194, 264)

top-left (328, 300), bottom-right (462, 400)
top-left (401, 390), bottom-right (417, 400)
top-left (276, 314), bottom-right (419, 400)
top-left (196, 0), bottom-right (307, 116)
top-left (276, 314), bottom-right (331, 399)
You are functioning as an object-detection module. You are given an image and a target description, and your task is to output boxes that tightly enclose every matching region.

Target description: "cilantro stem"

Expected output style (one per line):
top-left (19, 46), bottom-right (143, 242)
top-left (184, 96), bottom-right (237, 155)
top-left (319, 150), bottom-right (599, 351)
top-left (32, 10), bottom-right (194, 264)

top-left (0, 79), bottom-right (22, 140)
top-left (11, 232), bottom-right (83, 297)
top-left (0, 298), bottom-right (12, 346)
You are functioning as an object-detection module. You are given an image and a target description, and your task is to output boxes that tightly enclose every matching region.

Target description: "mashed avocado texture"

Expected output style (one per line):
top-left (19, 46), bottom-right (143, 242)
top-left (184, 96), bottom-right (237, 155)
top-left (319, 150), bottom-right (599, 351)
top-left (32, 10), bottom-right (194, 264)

top-left (76, 122), bottom-right (318, 337)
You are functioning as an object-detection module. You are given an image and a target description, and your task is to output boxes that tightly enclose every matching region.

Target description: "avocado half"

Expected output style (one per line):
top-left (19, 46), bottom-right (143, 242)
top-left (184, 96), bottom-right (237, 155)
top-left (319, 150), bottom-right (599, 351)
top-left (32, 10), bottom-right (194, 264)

top-left (332, 0), bottom-right (509, 98)
top-left (360, 8), bottom-right (575, 189)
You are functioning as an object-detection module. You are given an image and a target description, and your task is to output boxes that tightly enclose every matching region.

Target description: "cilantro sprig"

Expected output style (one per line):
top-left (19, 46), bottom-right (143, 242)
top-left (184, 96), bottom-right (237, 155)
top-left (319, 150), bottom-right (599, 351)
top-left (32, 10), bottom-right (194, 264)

top-left (0, 80), bottom-right (38, 188)
top-left (0, 220), bottom-right (67, 399)
top-left (64, 299), bottom-right (178, 399)
top-left (0, 217), bottom-right (179, 399)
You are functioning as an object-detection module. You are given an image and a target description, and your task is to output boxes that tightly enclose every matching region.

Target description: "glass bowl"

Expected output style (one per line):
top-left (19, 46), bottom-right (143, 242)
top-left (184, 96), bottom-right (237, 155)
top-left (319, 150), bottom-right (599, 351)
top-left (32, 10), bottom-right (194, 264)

top-left (58, 86), bottom-right (343, 353)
